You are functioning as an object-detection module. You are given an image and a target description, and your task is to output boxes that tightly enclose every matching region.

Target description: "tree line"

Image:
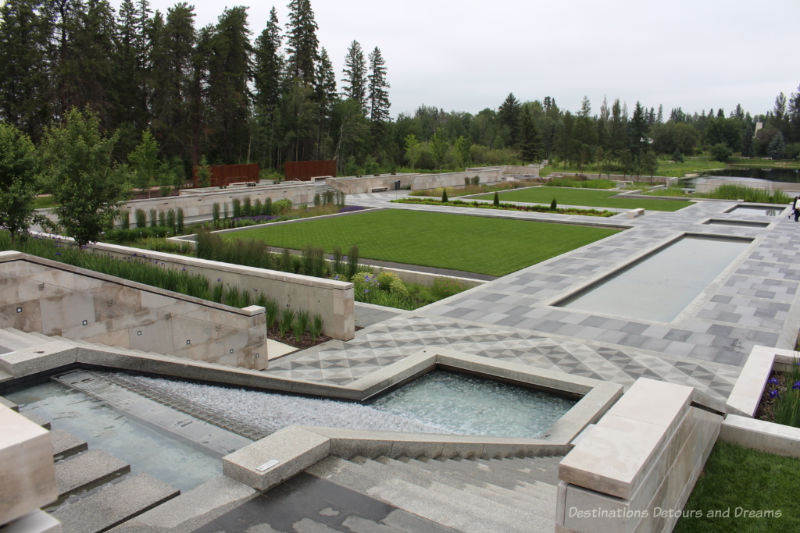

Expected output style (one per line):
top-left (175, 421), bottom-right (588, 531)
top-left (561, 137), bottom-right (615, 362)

top-left (0, 0), bottom-right (391, 177)
top-left (1, 0), bottom-right (799, 183)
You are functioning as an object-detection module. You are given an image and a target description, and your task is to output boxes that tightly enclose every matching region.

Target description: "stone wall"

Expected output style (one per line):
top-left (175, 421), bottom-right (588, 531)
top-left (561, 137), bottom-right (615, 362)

top-left (0, 251), bottom-right (269, 370)
top-left (556, 378), bottom-right (722, 533)
top-left (327, 167), bottom-right (507, 194)
top-left (119, 181), bottom-right (327, 226)
top-left (82, 242), bottom-right (355, 341)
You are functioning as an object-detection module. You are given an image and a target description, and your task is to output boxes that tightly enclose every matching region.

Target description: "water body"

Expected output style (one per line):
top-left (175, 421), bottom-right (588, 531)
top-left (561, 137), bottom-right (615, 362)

top-left (6, 381), bottom-right (221, 492)
top-left (703, 167), bottom-right (800, 182)
top-left (369, 370), bottom-right (576, 439)
top-left (558, 235), bottom-right (750, 322)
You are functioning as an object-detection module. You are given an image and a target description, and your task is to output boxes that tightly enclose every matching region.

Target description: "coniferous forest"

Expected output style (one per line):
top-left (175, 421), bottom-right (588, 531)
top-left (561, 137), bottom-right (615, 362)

top-left (0, 0), bottom-right (799, 183)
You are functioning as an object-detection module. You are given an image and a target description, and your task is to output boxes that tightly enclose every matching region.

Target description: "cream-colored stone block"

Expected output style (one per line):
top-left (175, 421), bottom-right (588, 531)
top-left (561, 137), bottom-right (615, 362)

top-left (40, 293), bottom-right (95, 335)
top-left (0, 406), bottom-right (57, 525)
top-left (726, 346), bottom-right (775, 416)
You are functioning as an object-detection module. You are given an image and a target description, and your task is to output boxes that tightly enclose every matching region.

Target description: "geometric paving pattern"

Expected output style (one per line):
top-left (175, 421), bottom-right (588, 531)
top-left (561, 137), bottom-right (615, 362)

top-left (266, 191), bottom-right (800, 408)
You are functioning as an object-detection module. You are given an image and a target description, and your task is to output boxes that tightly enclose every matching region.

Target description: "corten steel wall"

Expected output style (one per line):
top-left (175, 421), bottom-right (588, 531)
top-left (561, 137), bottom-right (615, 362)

top-left (193, 163), bottom-right (260, 187)
top-left (284, 160), bottom-right (337, 181)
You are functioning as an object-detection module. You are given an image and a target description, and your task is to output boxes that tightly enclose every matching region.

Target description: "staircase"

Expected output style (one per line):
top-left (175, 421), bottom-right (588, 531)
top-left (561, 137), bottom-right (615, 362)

top-left (12, 412), bottom-right (181, 533)
top-left (305, 454), bottom-right (562, 533)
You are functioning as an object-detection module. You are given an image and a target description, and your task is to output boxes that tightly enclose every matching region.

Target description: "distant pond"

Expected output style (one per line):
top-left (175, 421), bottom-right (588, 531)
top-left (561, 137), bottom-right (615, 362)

top-left (702, 167), bottom-right (800, 183)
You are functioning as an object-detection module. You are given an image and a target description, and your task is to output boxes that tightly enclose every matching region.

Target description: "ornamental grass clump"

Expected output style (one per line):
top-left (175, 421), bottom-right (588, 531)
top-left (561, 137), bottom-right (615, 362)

top-left (310, 314), bottom-right (323, 342)
top-left (293, 310), bottom-right (309, 342)
top-left (279, 309), bottom-right (294, 338)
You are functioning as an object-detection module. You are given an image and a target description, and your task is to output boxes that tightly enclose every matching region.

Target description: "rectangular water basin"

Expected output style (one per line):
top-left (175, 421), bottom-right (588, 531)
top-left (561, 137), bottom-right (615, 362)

top-left (726, 205), bottom-right (783, 216)
top-left (703, 219), bottom-right (770, 228)
top-left (554, 235), bottom-right (751, 322)
top-left (368, 370), bottom-right (577, 439)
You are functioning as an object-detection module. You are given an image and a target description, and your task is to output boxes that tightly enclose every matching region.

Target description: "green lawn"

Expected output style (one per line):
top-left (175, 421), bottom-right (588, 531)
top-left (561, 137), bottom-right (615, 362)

top-left (219, 209), bottom-right (620, 276)
top-left (674, 441), bottom-right (800, 532)
top-left (472, 187), bottom-right (691, 211)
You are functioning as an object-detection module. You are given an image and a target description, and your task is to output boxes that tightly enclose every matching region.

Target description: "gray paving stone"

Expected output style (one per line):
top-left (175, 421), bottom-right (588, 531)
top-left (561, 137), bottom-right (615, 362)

top-left (53, 473), bottom-right (179, 533)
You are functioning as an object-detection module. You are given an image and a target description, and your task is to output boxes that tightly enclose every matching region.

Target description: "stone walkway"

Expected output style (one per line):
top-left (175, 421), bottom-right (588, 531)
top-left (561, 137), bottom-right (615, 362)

top-left (266, 191), bottom-right (800, 406)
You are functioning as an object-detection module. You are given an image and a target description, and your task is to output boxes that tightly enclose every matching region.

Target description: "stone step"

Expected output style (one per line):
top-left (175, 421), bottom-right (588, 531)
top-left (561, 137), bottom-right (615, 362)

top-left (51, 429), bottom-right (88, 460)
top-left (308, 457), bottom-right (548, 533)
top-left (0, 328), bottom-right (40, 350)
top-left (0, 394), bottom-right (18, 411)
top-left (52, 473), bottom-right (179, 533)
top-left (0, 369), bottom-right (13, 384)
top-left (354, 457), bottom-right (547, 531)
top-left (54, 449), bottom-right (130, 499)
top-left (23, 412), bottom-right (51, 430)
top-left (383, 457), bottom-right (555, 516)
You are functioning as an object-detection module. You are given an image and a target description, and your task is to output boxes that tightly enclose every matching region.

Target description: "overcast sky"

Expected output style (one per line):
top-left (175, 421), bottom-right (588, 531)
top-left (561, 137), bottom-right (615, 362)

top-left (120, 0), bottom-right (800, 119)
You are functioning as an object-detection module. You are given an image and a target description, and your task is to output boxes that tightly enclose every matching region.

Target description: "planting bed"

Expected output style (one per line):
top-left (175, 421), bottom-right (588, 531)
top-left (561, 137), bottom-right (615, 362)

top-left (219, 209), bottom-right (620, 277)
top-left (473, 186), bottom-right (691, 211)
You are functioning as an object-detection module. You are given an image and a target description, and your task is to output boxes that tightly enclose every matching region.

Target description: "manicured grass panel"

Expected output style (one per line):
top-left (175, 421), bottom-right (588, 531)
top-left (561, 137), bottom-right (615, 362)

top-left (220, 209), bottom-right (619, 277)
top-left (674, 441), bottom-right (800, 532)
top-left (473, 187), bottom-right (690, 211)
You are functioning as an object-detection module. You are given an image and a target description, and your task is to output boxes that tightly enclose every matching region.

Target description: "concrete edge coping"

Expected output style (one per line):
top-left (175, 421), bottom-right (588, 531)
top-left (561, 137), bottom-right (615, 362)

top-left (720, 414), bottom-right (800, 459)
top-left (85, 239), bottom-right (352, 291)
top-left (726, 345), bottom-right (780, 416)
top-left (221, 424), bottom-right (572, 493)
top-left (6, 246), bottom-right (266, 318)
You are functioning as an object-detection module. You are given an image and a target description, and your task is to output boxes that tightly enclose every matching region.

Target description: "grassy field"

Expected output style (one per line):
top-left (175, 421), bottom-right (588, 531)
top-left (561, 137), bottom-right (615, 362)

top-left (674, 441), bottom-right (800, 532)
top-left (220, 209), bottom-right (620, 276)
top-left (472, 187), bottom-right (691, 211)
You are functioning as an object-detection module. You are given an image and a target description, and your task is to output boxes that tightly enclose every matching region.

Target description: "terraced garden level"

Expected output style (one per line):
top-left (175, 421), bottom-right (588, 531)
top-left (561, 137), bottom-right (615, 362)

top-left (219, 209), bottom-right (620, 277)
top-left (473, 187), bottom-right (691, 211)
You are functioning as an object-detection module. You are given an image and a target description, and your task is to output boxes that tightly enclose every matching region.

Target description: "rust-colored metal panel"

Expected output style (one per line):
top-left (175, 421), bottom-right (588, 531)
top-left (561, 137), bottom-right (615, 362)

top-left (192, 163), bottom-right (260, 187)
top-left (284, 160), bottom-right (337, 181)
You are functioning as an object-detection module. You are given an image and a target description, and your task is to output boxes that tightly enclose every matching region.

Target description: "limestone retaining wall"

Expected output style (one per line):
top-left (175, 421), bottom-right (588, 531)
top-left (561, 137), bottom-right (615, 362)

top-left (556, 378), bottom-right (722, 533)
top-left (81, 242), bottom-right (355, 341)
top-left (328, 167), bottom-right (507, 194)
top-left (0, 251), bottom-right (269, 370)
top-left (119, 181), bottom-right (327, 226)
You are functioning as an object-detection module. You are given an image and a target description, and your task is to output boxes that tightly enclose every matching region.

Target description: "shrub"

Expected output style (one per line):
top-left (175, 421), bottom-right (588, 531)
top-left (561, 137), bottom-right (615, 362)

top-left (135, 209), bottom-right (147, 228)
top-left (254, 199), bottom-right (262, 216)
top-left (242, 197), bottom-right (252, 216)
top-left (471, 176), bottom-right (480, 185)
top-left (441, 189), bottom-right (448, 202)
top-left (493, 191), bottom-right (500, 207)
top-left (281, 249), bottom-right (292, 272)
top-left (279, 309), bottom-right (294, 337)
top-left (464, 177), bottom-right (469, 186)
top-left (264, 197), bottom-right (273, 215)
top-left (432, 277), bottom-right (465, 299)
top-left (212, 203), bottom-right (220, 226)
top-left (710, 143), bottom-right (732, 162)
top-left (223, 203), bottom-right (229, 220)
top-left (166, 209), bottom-right (176, 232)
top-left (550, 198), bottom-right (557, 210)
top-left (176, 208), bottom-right (184, 233)
top-left (273, 198), bottom-right (292, 214)
top-left (293, 310), bottom-right (309, 342)
top-left (347, 245), bottom-right (359, 279)
top-left (149, 209), bottom-right (157, 227)
top-left (158, 210), bottom-right (166, 227)
top-left (310, 314), bottom-right (323, 342)
top-left (232, 198), bottom-right (241, 218)
top-left (325, 190), bottom-right (334, 205)
top-left (313, 193), bottom-right (321, 207)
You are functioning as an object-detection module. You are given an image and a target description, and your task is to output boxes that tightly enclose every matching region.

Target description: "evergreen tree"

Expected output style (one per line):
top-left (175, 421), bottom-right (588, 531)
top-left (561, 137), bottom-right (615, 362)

top-left (367, 46), bottom-right (390, 129)
top-left (341, 40), bottom-right (366, 112)
top-left (498, 92), bottom-right (521, 146)
top-left (519, 106), bottom-right (541, 164)
top-left (285, 0), bottom-right (318, 86)
top-left (253, 7), bottom-right (283, 168)
top-left (0, 0), bottom-right (53, 141)
top-left (128, 129), bottom-right (159, 197)
top-left (150, 3), bottom-right (196, 162)
top-left (313, 47), bottom-right (337, 158)
top-left (205, 6), bottom-right (252, 163)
